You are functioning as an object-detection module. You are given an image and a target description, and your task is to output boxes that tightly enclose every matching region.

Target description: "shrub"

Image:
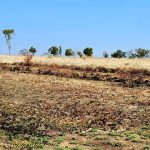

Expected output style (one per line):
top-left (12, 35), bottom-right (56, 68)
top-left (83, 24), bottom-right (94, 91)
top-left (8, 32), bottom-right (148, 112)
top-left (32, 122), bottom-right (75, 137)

top-left (103, 51), bottom-right (109, 58)
top-left (23, 52), bottom-right (33, 73)
top-left (111, 49), bottom-right (126, 58)
top-left (48, 46), bottom-right (61, 56)
top-left (24, 54), bottom-right (33, 66)
top-left (83, 47), bottom-right (93, 57)
top-left (65, 49), bottom-right (75, 56)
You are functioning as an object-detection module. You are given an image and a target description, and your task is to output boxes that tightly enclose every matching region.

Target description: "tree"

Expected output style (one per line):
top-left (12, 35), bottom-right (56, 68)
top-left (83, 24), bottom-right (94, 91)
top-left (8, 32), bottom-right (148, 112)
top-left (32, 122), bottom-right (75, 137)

top-left (29, 46), bottom-right (37, 55)
top-left (65, 49), bottom-right (75, 56)
top-left (127, 50), bottom-right (137, 58)
top-left (103, 51), bottom-right (109, 58)
top-left (2, 29), bottom-right (14, 55)
top-left (48, 46), bottom-right (60, 56)
top-left (77, 51), bottom-right (83, 58)
top-left (59, 46), bottom-right (62, 56)
top-left (111, 49), bottom-right (126, 58)
top-left (135, 48), bottom-right (150, 58)
top-left (19, 49), bottom-right (29, 56)
top-left (83, 47), bottom-right (93, 57)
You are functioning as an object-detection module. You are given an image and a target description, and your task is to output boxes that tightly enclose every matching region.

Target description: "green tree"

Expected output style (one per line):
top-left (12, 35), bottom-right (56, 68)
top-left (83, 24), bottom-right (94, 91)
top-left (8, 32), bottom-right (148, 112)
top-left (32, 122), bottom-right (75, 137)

top-left (29, 46), bottom-right (37, 55)
top-left (48, 46), bottom-right (60, 56)
top-left (111, 49), bottom-right (126, 58)
top-left (83, 47), bottom-right (93, 57)
top-left (65, 49), bottom-right (75, 56)
top-left (135, 48), bottom-right (150, 58)
top-left (2, 29), bottom-right (14, 55)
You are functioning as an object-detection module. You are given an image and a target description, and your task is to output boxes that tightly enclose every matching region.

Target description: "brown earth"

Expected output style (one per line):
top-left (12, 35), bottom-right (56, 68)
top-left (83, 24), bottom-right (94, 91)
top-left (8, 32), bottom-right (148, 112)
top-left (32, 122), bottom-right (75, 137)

top-left (1, 63), bottom-right (150, 87)
top-left (0, 61), bottom-right (150, 149)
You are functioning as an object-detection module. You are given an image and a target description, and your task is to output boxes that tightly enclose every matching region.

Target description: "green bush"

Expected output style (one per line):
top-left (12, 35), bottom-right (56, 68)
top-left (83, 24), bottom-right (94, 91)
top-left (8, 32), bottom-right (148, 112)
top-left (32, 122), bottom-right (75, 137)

top-left (111, 49), bottom-right (126, 58)
top-left (83, 47), bottom-right (93, 57)
top-left (48, 46), bottom-right (61, 56)
top-left (65, 49), bottom-right (75, 56)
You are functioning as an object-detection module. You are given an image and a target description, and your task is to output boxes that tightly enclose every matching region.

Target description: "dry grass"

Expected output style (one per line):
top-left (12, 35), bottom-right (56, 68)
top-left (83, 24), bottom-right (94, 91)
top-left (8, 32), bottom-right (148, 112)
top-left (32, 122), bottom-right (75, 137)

top-left (0, 55), bottom-right (150, 70)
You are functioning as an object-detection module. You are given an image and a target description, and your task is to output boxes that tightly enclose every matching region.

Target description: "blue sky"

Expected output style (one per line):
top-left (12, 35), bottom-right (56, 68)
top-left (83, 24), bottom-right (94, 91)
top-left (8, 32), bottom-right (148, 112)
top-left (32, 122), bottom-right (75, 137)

top-left (0, 0), bottom-right (150, 56)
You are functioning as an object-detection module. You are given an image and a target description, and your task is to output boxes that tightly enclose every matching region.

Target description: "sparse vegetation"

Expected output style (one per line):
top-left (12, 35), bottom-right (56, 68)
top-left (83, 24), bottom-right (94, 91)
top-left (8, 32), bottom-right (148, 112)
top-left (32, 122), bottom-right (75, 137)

top-left (0, 56), bottom-right (149, 150)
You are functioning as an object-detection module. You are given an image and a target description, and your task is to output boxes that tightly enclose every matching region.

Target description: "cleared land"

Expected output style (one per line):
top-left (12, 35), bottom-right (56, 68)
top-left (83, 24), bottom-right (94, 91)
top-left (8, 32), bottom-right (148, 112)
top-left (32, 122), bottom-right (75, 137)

top-left (0, 56), bottom-right (150, 150)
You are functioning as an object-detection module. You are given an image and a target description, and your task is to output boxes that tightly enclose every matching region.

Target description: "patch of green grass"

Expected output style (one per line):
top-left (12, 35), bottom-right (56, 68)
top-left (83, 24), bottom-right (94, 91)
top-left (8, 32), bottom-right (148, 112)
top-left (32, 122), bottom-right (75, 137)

top-left (103, 140), bottom-right (125, 147)
top-left (141, 125), bottom-right (150, 130)
top-left (94, 148), bottom-right (104, 150)
top-left (55, 146), bottom-right (83, 150)
top-left (108, 131), bottom-right (122, 137)
top-left (71, 147), bottom-right (83, 150)
top-left (137, 130), bottom-right (150, 139)
top-left (69, 140), bottom-right (77, 144)
top-left (1, 130), bottom-right (51, 149)
top-left (143, 145), bottom-right (150, 150)
top-left (125, 133), bottom-right (141, 143)
top-left (56, 136), bottom-right (64, 144)
top-left (79, 131), bottom-right (86, 136)
top-left (89, 128), bottom-right (99, 133)
top-left (55, 146), bottom-right (70, 150)
top-left (95, 136), bottom-right (108, 140)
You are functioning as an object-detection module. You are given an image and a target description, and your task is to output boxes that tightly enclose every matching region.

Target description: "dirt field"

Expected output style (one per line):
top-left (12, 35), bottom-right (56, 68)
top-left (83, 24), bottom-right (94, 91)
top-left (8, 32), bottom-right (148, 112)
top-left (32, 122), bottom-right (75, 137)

top-left (0, 56), bottom-right (150, 150)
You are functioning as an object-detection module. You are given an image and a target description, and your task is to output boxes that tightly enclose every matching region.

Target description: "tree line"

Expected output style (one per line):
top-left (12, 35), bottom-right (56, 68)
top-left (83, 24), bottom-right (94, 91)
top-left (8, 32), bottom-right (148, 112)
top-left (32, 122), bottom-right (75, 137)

top-left (2, 29), bottom-right (150, 58)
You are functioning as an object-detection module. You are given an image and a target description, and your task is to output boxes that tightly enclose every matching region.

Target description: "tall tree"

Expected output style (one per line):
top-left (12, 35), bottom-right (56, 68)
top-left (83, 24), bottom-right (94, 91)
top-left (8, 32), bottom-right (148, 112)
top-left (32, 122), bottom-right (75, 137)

top-left (2, 29), bottom-right (14, 55)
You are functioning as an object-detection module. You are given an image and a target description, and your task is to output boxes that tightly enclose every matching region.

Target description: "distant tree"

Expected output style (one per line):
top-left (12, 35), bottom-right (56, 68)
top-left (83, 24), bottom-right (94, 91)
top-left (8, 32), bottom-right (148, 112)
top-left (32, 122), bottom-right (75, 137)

top-left (127, 50), bottom-right (137, 58)
top-left (103, 51), bottom-right (109, 58)
top-left (135, 48), bottom-right (150, 58)
top-left (77, 51), bottom-right (83, 58)
top-left (65, 49), bottom-right (75, 56)
top-left (19, 49), bottom-right (29, 56)
top-left (59, 46), bottom-right (62, 56)
top-left (2, 29), bottom-right (14, 55)
top-left (29, 46), bottom-right (37, 55)
top-left (111, 49), bottom-right (126, 58)
top-left (83, 47), bottom-right (93, 57)
top-left (48, 46), bottom-right (60, 56)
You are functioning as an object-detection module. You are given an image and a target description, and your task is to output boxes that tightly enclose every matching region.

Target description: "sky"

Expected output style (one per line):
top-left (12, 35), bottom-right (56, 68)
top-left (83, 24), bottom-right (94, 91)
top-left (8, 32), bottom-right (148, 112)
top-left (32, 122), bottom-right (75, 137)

top-left (0, 0), bottom-right (150, 56)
